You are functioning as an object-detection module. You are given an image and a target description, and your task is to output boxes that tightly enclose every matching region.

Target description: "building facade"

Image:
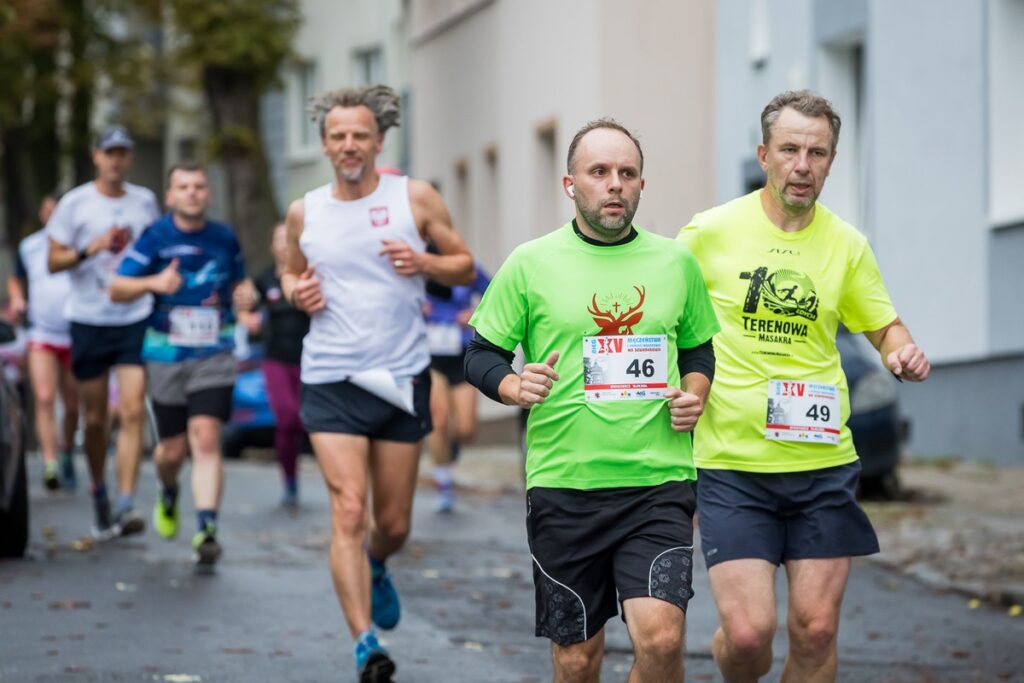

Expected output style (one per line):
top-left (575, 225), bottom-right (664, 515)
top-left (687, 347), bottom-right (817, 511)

top-left (715, 0), bottom-right (1024, 463)
top-left (409, 0), bottom-right (717, 274)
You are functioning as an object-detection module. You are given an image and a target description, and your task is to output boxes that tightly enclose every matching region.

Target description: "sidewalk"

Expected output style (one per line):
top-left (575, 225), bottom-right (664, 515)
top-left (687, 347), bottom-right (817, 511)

top-left (864, 460), bottom-right (1024, 609)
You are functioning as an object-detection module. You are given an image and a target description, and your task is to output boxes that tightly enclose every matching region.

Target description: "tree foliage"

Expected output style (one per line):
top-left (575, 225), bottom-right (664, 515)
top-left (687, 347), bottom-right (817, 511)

top-left (166, 0), bottom-right (301, 268)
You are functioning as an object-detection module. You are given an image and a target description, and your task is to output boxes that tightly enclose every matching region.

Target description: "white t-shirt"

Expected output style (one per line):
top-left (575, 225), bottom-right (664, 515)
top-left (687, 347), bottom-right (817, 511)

top-left (17, 230), bottom-right (72, 346)
top-left (45, 181), bottom-right (159, 326)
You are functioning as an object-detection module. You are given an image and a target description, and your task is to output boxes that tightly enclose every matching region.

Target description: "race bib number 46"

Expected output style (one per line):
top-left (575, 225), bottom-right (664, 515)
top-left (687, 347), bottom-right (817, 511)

top-left (168, 306), bottom-right (220, 347)
top-left (582, 335), bottom-right (668, 401)
top-left (765, 379), bottom-right (840, 445)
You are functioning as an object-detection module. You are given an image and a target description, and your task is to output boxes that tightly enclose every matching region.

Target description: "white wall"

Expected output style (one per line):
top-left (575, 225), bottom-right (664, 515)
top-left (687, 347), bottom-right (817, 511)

top-left (866, 0), bottom-right (988, 362)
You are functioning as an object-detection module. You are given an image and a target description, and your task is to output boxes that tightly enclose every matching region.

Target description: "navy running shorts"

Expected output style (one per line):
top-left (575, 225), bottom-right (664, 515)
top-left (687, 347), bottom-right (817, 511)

top-left (70, 319), bottom-right (147, 380)
top-left (696, 461), bottom-right (879, 568)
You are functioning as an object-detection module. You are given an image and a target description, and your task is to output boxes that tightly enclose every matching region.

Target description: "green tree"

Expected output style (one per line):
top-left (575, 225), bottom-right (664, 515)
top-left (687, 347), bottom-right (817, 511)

top-left (0, 0), bottom-right (63, 243)
top-left (0, 0), bottom-right (160, 246)
top-left (166, 0), bottom-right (301, 268)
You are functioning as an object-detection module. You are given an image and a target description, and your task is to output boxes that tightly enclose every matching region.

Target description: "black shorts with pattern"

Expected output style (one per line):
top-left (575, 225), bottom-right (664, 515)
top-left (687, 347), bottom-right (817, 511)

top-left (526, 480), bottom-right (696, 646)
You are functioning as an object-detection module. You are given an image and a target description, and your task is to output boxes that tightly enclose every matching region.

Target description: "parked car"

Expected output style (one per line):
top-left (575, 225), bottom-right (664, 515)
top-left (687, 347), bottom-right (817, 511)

top-left (0, 320), bottom-right (28, 558)
top-left (221, 342), bottom-right (277, 460)
top-left (837, 327), bottom-right (905, 498)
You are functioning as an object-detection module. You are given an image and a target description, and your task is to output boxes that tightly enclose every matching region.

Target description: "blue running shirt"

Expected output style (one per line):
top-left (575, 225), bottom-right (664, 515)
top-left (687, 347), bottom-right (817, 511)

top-left (118, 214), bottom-right (246, 362)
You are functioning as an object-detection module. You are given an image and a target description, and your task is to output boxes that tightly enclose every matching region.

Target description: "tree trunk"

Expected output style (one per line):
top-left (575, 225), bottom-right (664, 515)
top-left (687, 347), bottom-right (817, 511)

top-left (2, 126), bottom-right (33, 247)
top-left (64, 0), bottom-right (94, 185)
top-left (202, 66), bottom-right (278, 273)
top-left (28, 45), bottom-right (61, 202)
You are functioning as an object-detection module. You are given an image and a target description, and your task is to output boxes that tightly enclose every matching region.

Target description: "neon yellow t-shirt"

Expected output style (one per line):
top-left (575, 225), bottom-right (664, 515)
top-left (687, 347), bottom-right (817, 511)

top-left (470, 223), bottom-right (720, 490)
top-left (678, 192), bottom-right (897, 473)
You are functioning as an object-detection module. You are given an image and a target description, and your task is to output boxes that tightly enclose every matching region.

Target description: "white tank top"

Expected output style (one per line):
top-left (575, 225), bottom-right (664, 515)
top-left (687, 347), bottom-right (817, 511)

top-left (299, 174), bottom-right (429, 384)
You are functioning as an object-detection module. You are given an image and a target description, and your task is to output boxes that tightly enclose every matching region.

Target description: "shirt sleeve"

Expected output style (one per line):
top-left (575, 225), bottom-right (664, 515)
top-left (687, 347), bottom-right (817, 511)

top-left (676, 246), bottom-right (720, 348)
top-left (117, 226), bottom-right (160, 277)
top-left (837, 239), bottom-right (898, 334)
top-left (45, 195), bottom-right (76, 247)
top-left (14, 245), bottom-right (27, 280)
top-left (467, 251), bottom-right (528, 352)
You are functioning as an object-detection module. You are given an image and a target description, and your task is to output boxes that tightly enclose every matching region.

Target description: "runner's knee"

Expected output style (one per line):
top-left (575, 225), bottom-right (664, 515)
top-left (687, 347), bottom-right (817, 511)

top-left (788, 616), bottom-right (837, 662)
top-left (633, 622), bottom-right (684, 663)
top-left (723, 621), bottom-right (775, 661)
top-left (551, 642), bottom-right (602, 682)
top-left (375, 514), bottom-right (410, 543)
top-left (331, 493), bottom-right (368, 537)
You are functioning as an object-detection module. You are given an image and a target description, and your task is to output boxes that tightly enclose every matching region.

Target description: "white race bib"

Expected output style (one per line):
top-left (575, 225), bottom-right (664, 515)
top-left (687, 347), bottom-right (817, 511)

top-left (168, 306), bottom-right (220, 347)
top-left (765, 379), bottom-right (840, 445)
top-left (426, 322), bottom-right (463, 355)
top-left (582, 334), bottom-right (668, 401)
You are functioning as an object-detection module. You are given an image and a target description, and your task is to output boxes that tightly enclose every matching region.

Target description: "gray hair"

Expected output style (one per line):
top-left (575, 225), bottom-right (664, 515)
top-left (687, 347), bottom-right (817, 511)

top-left (566, 118), bottom-right (644, 174)
top-left (761, 90), bottom-right (841, 151)
top-left (310, 85), bottom-right (401, 139)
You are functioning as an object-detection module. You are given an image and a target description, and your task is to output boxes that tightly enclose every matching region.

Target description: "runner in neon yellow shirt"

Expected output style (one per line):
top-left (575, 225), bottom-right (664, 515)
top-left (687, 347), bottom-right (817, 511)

top-left (679, 90), bottom-right (931, 683)
top-left (468, 119), bottom-right (718, 682)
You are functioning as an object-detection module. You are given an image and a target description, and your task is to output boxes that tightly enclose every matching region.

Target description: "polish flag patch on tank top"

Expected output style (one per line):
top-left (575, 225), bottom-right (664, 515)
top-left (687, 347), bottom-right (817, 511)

top-left (370, 206), bottom-right (389, 227)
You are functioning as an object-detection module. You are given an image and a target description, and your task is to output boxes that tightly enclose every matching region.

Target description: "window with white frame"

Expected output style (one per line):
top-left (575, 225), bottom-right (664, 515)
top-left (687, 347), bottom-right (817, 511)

top-left (288, 60), bottom-right (319, 158)
top-left (353, 47), bottom-right (384, 86)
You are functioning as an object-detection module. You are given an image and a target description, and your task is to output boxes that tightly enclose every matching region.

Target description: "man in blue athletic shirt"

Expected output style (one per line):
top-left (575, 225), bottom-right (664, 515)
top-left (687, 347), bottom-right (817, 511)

top-left (111, 161), bottom-right (247, 569)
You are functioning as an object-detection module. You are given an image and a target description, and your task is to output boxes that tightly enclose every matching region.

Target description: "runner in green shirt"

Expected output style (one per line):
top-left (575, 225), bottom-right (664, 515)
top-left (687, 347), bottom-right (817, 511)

top-left (467, 119), bottom-right (719, 682)
top-left (678, 90), bottom-right (931, 683)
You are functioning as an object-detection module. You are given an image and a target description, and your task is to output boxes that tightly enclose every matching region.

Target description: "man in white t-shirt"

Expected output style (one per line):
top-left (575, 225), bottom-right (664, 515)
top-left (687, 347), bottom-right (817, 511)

top-left (46, 125), bottom-right (160, 540)
top-left (7, 194), bottom-right (79, 492)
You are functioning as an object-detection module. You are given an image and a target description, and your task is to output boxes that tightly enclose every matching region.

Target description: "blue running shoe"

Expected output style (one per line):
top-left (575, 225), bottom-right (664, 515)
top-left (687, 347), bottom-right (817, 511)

top-left (369, 555), bottom-right (401, 630)
top-left (59, 452), bottom-right (77, 490)
top-left (354, 631), bottom-right (395, 682)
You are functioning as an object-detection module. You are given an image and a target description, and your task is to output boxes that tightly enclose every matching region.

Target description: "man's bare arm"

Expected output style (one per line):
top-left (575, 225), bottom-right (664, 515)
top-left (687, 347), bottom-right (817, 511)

top-left (864, 317), bottom-right (930, 382)
top-left (279, 199), bottom-right (307, 304)
top-left (406, 179), bottom-right (474, 286)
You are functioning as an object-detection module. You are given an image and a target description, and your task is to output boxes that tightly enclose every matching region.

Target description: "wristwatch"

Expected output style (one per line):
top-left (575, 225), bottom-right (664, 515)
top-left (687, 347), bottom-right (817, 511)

top-left (76, 247), bottom-right (89, 262)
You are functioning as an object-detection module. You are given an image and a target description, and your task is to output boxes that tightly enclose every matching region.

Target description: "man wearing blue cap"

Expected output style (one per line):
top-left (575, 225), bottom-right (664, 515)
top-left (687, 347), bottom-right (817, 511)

top-left (47, 125), bottom-right (160, 540)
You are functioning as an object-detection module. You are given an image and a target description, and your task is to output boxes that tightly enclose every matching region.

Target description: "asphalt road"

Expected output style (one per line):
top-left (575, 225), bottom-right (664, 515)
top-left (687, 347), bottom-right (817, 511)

top-left (2, 455), bottom-right (1023, 682)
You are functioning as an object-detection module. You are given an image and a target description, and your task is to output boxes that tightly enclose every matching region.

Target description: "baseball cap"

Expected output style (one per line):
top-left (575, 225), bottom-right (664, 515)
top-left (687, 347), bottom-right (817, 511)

top-left (96, 125), bottom-right (135, 151)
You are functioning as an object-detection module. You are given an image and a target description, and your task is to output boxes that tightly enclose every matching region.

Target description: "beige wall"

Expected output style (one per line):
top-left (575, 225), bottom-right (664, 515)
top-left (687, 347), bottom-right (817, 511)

top-left (410, 0), bottom-right (715, 273)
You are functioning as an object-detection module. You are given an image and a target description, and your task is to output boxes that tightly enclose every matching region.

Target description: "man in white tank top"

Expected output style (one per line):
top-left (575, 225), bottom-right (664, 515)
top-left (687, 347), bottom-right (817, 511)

top-left (281, 85), bottom-right (474, 682)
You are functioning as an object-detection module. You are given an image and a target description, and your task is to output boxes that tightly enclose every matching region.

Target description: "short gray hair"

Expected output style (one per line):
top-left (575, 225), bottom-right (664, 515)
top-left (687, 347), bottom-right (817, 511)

top-left (310, 85), bottom-right (401, 139)
top-left (761, 90), bottom-right (841, 151)
top-left (566, 118), bottom-right (644, 174)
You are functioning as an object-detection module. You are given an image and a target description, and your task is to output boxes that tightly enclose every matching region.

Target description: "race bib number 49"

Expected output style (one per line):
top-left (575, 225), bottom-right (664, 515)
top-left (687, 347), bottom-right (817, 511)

top-left (168, 306), bottom-right (220, 347)
top-left (765, 379), bottom-right (840, 445)
top-left (582, 335), bottom-right (668, 401)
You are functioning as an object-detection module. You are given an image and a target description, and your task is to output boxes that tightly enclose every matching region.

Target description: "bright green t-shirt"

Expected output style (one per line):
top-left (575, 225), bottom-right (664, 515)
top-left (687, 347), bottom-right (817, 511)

top-left (678, 191), bottom-right (898, 473)
top-left (470, 223), bottom-right (720, 490)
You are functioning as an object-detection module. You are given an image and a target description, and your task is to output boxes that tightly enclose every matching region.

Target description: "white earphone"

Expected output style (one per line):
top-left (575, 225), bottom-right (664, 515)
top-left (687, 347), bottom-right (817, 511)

top-left (567, 184), bottom-right (575, 198)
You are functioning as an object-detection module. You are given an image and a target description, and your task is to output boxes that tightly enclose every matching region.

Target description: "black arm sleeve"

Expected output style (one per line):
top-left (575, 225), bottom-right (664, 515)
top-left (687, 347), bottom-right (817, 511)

top-left (677, 337), bottom-right (715, 384)
top-left (465, 331), bottom-right (516, 404)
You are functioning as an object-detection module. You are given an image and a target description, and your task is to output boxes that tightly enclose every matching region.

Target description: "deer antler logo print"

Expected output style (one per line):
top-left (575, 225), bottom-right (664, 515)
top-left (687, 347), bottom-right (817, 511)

top-left (588, 285), bottom-right (646, 335)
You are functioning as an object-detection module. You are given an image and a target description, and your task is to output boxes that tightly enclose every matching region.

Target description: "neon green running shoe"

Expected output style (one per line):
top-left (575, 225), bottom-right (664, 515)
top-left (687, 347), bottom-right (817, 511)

top-left (192, 523), bottom-right (222, 568)
top-left (153, 496), bottom-right (179, 540)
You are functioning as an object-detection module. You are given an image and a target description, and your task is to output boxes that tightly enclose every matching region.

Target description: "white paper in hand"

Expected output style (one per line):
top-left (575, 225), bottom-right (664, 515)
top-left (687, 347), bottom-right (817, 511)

top-left (348, 368), bottom-right (416, 415)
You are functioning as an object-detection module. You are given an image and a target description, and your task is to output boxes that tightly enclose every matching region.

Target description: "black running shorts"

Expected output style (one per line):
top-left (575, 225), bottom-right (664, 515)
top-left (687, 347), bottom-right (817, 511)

top-left (526, 480), bottom-right (696, 646)
top-left (696, 461), bottom-right (879, 568)
top-left (300, 367), bottom-right (432, 442)
top-left (69, 319), bottom-right (147, 380)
